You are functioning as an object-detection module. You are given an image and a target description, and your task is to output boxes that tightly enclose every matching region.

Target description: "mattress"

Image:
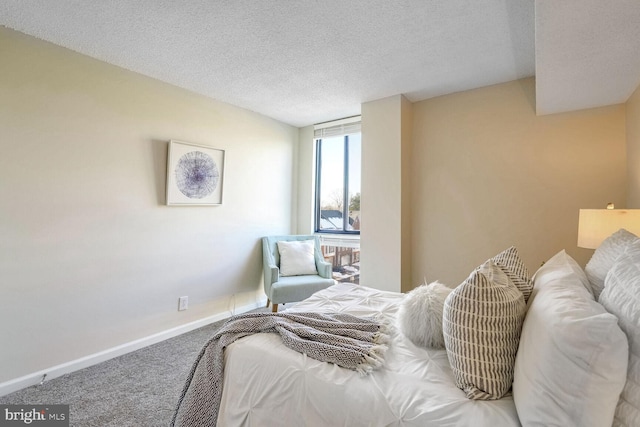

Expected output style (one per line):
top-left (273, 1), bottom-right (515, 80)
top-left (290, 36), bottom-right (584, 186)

top-left (218, 283), bottom-right (520, 426)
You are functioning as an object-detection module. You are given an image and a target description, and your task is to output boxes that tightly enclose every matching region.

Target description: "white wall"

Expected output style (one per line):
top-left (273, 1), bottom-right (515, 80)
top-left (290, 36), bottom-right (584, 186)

top-left (0, 28), bottom-right (297, 385)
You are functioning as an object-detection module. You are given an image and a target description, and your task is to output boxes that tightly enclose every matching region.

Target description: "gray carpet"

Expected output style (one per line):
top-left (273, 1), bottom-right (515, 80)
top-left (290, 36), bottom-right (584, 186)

top-left (0, 308), bottom-right (269, 426)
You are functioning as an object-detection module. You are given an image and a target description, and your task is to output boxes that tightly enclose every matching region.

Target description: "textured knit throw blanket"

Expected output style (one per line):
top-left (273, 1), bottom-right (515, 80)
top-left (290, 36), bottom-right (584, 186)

top-left (171, 311), bottom-right (389, 427)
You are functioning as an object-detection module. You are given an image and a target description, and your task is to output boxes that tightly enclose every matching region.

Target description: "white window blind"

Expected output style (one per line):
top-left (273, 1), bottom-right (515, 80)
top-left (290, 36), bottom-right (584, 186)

top-left (314, 116), bottom-right (361, 139)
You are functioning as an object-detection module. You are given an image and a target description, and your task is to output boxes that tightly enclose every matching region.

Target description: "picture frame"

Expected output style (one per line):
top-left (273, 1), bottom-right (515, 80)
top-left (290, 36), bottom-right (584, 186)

top-left (166, 140), bottom-right (225, 206)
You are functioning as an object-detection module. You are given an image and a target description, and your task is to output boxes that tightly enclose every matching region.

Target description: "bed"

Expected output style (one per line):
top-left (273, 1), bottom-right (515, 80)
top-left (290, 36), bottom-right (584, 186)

top-left (218, 283), bottom-right (519, 426)
top-left (175, 232), bottom-right (640, 427)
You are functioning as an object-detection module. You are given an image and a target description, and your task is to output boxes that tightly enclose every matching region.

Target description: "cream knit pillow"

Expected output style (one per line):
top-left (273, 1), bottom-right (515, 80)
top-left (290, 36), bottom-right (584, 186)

top-left (443, 260), bottom-right (526, 400)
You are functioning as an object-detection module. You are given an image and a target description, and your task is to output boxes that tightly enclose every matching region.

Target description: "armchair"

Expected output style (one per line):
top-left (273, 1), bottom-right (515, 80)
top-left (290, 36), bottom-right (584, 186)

top-left (262, 235), bottom-right (335, 312)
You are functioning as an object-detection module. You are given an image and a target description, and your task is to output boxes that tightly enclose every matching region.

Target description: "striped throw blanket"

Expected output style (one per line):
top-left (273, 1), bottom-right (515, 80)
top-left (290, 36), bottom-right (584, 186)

top-left (171, 311), bottom-right (389, 427)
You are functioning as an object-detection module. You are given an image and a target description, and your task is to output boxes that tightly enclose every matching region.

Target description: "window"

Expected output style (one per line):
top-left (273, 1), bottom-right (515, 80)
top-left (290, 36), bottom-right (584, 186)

top-left (314, 117), bottom-right (361, 234)
top-left (320, 239), bottom-right (360, 284)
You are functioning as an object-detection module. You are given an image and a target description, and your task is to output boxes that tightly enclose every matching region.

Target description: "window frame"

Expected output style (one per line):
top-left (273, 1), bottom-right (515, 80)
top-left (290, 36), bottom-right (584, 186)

top-left (314, 133), bottom-right (360, 235)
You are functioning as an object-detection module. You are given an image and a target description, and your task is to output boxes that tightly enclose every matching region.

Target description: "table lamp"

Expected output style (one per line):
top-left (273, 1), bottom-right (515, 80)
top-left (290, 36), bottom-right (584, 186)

top-left (577, 204), bottom-right (640, 249)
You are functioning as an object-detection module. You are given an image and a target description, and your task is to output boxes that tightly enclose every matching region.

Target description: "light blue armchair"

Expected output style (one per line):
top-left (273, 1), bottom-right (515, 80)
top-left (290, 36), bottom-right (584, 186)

top-left (262, 235), bottom-right (335, 312)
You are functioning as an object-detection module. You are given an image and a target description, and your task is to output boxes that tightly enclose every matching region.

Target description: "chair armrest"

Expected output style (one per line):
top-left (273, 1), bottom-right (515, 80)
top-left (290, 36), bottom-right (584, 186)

top-left (267, 264), bottom-right (279, 284)
top-left (262, 237), bottom-right (280, 286)
top-left (316, 259), bottom-right (332, 279)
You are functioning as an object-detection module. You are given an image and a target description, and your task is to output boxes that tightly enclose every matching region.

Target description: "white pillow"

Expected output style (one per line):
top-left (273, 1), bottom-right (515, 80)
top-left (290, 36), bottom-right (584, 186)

top-left (277, 240), bottom-right (318, 277)
top-left (530, 249), bottom-right (593, 297)
top-left (398, 281), bottom-right (452, 349)
top-left (443, 260), bottom-right (526, 400)
top-left (585, 228), bottom-right (639, 299)
top-left (513, 250), bottom-right (628, 427)
top-left (599, 240), bottom-right (640, 427)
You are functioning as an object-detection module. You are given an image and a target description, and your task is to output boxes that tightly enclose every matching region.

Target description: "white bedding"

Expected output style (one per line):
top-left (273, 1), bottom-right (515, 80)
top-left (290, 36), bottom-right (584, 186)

top-left (218, 283), bottom-right (520, 426)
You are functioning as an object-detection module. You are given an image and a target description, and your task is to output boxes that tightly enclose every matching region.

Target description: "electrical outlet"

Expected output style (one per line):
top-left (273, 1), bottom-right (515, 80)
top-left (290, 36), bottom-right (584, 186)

top-left (178, 296), bottom-right (188, 311)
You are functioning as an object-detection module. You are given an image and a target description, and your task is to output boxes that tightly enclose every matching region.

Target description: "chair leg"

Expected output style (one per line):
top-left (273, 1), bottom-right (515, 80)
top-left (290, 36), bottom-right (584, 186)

top-left (272, 303), bottom-right (278, 313)
top-left (266, 298), bottom-right (270, 308)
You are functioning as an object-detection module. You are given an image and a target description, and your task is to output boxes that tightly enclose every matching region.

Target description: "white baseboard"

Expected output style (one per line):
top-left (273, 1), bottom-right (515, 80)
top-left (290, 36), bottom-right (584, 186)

top-left (0, 299), bottom-right (266, 397)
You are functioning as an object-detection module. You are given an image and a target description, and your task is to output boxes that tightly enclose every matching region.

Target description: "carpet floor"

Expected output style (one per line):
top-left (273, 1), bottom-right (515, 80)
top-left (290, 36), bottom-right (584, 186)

top-left (0, 307), bottom-right (270, 426)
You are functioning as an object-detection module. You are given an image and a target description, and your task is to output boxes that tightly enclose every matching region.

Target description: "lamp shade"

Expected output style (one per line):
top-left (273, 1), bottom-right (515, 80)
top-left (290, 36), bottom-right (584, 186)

top-left (577, 209), bottom-right (640, 249)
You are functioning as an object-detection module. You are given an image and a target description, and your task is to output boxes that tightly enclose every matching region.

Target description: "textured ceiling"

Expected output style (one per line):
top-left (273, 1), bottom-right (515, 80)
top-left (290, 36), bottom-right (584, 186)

top-left (0, 1), bottom-right (637, 127)
top-left (535, 0), bottom-right (640, 115)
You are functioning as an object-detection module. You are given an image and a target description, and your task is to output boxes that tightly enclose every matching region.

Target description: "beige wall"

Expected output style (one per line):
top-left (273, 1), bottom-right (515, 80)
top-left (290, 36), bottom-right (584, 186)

top-left (361, 95), bottom-right (412, 292)
top-left (411, 78), bottom-right (626, 287)
top-left (0, 28), bottom-right (297, 383)
top-left (2, 24), bottom-right (633, 388)
top-left (627, 84), bottom-right (640, 207)
top-left (400, 97), bottom-right (413, 292)
top-left (361, 96), bottom-right (402, 292)
top-left (296, 125), bottom-right (315, 234)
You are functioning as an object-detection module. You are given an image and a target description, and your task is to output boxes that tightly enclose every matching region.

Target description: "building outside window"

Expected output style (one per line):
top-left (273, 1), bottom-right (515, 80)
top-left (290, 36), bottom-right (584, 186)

top-left (314, 117), bottom-right (361, 283)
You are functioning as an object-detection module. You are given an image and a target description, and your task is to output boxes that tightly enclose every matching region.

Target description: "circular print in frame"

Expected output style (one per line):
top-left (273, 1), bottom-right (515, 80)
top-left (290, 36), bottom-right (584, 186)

top-left (174, 150), bottom-right (219, 199)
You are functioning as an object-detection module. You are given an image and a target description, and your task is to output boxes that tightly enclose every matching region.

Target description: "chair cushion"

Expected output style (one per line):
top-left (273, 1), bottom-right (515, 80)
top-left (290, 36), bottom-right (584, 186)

top-left (277, 240), bottom-right (318, 276)
top-left (271, 275), bottom-right (335, 304)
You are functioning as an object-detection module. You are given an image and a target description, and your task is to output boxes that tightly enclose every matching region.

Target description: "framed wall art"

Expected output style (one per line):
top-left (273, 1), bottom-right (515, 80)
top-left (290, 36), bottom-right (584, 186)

top-left (166, 140), bottom-right (225, 206)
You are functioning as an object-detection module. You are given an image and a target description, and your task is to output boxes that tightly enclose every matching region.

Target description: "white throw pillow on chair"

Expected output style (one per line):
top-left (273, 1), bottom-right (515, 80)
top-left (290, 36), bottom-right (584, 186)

top-left (277, 240), bottom-right (318, 276)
